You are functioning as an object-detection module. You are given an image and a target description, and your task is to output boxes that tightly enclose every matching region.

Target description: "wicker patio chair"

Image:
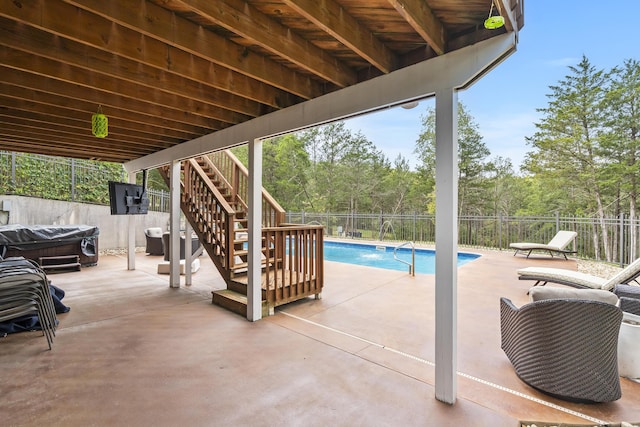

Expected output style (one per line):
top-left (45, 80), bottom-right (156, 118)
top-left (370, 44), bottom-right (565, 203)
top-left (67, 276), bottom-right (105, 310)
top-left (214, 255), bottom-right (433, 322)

top-left (144, 227), bottom-right (164, 255)
top-left (162, 232), bottom-right (202, 261)
top-left (500, 297), bottom-right (623, 403)
top-left (614, 284), bottom-right (640, 316)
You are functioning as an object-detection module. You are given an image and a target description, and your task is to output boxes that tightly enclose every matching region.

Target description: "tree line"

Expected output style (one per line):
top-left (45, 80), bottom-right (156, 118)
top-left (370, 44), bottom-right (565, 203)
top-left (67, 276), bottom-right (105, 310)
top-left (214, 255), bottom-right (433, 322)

top-left (234, 57), bottom-right (638, 221)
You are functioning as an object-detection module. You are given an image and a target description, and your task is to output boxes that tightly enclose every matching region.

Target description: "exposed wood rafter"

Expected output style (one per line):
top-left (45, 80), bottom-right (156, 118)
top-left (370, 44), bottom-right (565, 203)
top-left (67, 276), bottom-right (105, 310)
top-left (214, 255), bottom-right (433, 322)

top-left (386, 0), bottom-right (446, 55)
top-left (282, 0), bottom-right (398, 73)
top-left (0, 0), bottom-right (524, 163)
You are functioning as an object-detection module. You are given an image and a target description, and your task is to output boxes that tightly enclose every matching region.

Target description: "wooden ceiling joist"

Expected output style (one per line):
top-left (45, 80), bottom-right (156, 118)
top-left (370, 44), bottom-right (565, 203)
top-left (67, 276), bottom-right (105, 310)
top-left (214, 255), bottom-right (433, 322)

top-left (62, 0), bottom-right (324, 99)
top-left (0, 0), bottom-right (523, 163)
top-left (283, 0), bottom-right (398, 73)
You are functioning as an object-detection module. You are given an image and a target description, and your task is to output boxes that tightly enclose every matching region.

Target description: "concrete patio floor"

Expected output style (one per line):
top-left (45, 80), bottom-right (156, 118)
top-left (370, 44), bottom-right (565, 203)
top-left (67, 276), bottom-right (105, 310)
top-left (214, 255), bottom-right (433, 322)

top-left (1, 245), bottom-right (639, 426)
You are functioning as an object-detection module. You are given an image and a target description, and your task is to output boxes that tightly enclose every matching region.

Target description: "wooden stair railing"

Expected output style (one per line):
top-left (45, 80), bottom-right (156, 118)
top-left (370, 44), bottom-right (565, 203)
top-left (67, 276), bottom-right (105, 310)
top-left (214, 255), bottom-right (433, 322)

top-left (221, 224), bottom-right (324, 314)
top-left (160, 151), bottom-right (324, 317)
top-left (208, 150), bottom-right (286, 227)
top-left (262, 224), bottom-right (324, 307)
top-left (160, 159), bottom-right (237, 283)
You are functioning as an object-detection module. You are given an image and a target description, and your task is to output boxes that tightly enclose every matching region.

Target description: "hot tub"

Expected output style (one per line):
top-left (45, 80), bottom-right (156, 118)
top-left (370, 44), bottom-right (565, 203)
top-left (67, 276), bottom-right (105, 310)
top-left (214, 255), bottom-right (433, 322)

top-left (0, 224), bottom-right (99, 267)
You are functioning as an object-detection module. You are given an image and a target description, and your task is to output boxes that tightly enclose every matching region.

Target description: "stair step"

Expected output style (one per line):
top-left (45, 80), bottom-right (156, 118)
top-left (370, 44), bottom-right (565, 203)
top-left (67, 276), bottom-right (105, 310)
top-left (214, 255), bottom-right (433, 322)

top-left (38, 255), bottom-right (81, 273)
top-left (211, 289), bottom-right (270, 317)
top-left (41, 262), bottom-right (82, 272)
top-left (233, 236), bottom-right (266, 245)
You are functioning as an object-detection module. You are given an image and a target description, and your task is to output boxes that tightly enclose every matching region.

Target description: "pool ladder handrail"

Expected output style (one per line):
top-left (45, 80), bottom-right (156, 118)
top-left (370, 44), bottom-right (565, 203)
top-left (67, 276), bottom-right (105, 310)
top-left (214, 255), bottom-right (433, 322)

top-left (393, 241), bottom-right (415, 276)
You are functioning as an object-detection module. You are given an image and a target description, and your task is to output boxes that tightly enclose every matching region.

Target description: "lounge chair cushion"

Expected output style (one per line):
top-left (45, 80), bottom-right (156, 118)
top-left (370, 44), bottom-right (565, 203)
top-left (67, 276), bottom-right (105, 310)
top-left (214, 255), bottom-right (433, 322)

top-left (519, 257), bottom-right (640, 291)
top-left (608, 257), bottom-right (640, 287)
top-left (145, 227), bottom-right (163, 238)
top-left (518, 266), bottom-right (609, 289)
top-left (510, 231), bottom-right (577, 255)
top-left (529, 287), bottom-right (619, 305)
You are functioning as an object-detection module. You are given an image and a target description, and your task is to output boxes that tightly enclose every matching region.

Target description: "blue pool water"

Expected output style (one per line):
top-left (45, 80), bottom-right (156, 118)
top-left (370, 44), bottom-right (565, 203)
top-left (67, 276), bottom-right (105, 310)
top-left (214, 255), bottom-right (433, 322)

top-left (323, 241), bottom-right (480, 274)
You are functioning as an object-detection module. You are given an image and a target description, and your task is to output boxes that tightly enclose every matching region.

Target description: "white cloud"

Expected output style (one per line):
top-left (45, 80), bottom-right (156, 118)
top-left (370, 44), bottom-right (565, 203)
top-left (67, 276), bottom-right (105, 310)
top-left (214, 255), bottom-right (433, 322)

top-left (344, 107), bottom-right (425, 168)
top-left (477, 111), bottom-right (540, 169)
top-left (545, 57), bottom-right (580, 68)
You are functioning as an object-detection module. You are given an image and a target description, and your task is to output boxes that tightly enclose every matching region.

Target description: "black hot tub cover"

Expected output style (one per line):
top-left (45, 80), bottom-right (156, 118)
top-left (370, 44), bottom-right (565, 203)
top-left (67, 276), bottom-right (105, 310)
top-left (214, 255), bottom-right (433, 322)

top-left (0, 224), bottom-right (99, 250)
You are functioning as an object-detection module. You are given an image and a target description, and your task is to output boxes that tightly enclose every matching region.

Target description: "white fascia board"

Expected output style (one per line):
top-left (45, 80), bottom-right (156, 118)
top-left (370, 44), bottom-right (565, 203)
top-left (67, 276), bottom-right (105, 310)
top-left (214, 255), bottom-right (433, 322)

top-left (125, 33), bottom-right (516, 173)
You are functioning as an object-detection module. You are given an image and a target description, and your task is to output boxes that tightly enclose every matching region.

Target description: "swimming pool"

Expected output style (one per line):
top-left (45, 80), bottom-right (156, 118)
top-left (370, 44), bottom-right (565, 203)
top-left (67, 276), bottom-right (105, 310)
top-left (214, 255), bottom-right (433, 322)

top-left (323, 240), bottom-right (480, 274)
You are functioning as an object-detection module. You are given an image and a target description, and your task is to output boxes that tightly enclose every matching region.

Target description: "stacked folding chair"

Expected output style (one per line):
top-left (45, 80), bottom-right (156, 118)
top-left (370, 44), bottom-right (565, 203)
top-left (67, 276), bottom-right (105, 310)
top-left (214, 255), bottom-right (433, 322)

top-left (0, 257), bottom-right (57, 350)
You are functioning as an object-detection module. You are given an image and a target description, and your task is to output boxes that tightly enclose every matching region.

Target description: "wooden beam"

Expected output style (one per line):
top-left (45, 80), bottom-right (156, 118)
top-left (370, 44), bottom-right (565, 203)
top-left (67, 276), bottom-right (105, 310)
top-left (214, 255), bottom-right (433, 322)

top-left (59, 0), bottom-right (323, 99)
top-left (0, 22), bottom-right (261, 120)
top-left (494, 0), bottom-right (515, 33)
top-left (0, 136), bottom-right (138, 162)
top-left (0, 50), bottom-right (250, 125)
top-left (386, 0), bottom-right (446, 55)
top-left (170, 0), bottom-right (357, 87)
top-left (0, 17), bottom-right (296, 111)
top-left (0, 89), bottom-right (217, 138)
top-left (282, 0), bottom-right (397, 73)
top-left (0, 114), bottom-right (182, 147)
top-left (0, 125), bottom-right (159, 156)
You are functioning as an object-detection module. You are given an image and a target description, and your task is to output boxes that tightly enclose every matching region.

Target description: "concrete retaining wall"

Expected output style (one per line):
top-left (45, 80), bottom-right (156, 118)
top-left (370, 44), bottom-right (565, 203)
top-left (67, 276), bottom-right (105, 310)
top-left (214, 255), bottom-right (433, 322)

top-left (0, 195), bottom-right (170, 250)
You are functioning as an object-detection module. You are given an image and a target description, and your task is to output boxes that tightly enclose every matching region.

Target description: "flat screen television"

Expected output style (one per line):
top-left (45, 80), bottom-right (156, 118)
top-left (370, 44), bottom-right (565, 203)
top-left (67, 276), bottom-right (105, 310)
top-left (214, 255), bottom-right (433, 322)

top-left (108, 181), bottom-right (150, 215)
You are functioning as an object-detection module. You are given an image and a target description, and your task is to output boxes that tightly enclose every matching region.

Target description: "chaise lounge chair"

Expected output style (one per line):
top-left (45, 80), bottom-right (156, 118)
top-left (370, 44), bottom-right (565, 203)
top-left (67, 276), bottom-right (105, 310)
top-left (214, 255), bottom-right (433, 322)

top-left (517, 257), bottom-right (640, 291)
top-left (509, 230), bottom-right (577, 259)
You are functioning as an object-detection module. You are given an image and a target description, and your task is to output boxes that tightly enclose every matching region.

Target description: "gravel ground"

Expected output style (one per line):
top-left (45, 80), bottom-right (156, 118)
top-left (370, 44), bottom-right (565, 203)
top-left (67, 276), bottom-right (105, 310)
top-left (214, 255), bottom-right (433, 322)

top-left (576, 258), bottom-right (624, 277)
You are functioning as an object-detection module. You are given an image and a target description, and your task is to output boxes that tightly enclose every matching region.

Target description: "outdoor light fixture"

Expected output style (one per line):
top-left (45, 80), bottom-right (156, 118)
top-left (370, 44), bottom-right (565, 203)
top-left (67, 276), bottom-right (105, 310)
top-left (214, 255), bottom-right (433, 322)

top-left (91, 106), bottom-right (108, 138)
top-left (484, 1), bottom-right (505, 30)
top-left (400, 101), bottom-right (419, 110)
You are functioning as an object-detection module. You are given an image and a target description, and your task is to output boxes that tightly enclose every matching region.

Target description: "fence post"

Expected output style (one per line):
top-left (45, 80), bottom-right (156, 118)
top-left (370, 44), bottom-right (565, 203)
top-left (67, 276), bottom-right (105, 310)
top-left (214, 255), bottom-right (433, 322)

top-left (326, 212), bottom-right (330, 236)
top-left (555, 211), bottom-right (560, 233)
top-left (71, 158), bottom-right (76, 202)
top-left (499, 213), bottom-right (503, 250)
top-left (413, 211), bottom-right (417, 242)
top-left (620, 212), bottom-right (625, 267)
top-left (11, 151), bottom-right (16, 184)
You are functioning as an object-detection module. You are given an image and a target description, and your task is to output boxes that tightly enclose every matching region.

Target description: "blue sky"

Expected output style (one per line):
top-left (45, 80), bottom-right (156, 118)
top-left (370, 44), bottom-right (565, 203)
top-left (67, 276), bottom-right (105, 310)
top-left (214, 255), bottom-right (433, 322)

top-left (344, 0), bottom-right (639, 172)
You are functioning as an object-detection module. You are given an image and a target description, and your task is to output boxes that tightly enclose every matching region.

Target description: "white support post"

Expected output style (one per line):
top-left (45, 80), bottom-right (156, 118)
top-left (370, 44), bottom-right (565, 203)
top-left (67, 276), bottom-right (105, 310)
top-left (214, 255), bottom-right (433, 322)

top-left (434, 87), bottom-right (458, 404)
top-left (127, 171), bottom-right (136, 270)
top-left (169, 160), bottom-right (181, 288)
top-left (184, 220), bottom-right (193, 287)
top-left (247, 138), bottom-right (263, 321)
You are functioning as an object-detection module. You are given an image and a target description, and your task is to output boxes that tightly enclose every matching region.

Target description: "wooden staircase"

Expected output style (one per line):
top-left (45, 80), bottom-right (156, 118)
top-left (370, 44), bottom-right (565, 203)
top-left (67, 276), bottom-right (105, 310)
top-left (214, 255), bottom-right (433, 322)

top-left (160, 150), bottom-right (324, 317)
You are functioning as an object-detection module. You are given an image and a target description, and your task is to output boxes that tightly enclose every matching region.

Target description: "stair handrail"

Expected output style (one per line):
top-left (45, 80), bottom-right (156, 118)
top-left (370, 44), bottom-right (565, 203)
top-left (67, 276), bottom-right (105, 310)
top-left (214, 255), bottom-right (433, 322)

top-left (393, 241), bottom-right (415, 276)
top-left (208, 150), bottom-right (286, 227)
top-left (186, 159), bottom-right (235, 214)
top-left (182, 159), bottom-right (236, 272)
top-left (197, 156), bottom-right (240, 210)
